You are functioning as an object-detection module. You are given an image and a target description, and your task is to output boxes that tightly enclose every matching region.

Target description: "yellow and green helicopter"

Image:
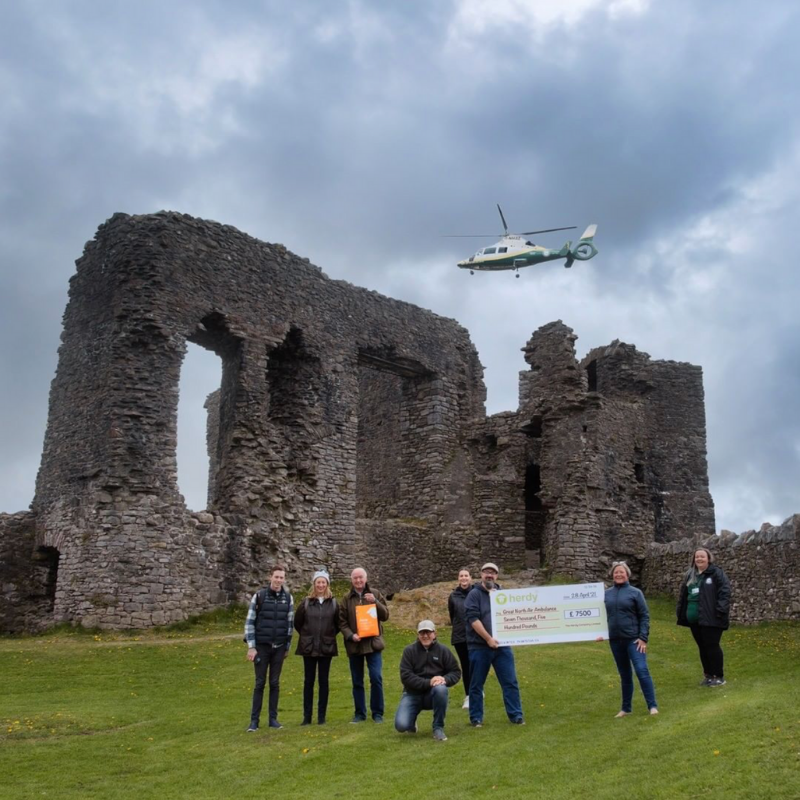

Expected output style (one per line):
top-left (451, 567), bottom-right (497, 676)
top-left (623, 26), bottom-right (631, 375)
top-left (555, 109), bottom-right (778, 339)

top-left (451, 205), bottom-right (598, 276)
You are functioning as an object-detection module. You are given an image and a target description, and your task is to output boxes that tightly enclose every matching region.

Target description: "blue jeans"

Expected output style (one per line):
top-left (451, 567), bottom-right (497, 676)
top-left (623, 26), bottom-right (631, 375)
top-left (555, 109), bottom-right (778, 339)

top-left (468, 647), bottom-right (523, 723)
top-left (348, 651), bottom-right (384, 719)
top-left (394, 685), bottom-right (449, 732)
top-left (609, 639), bottom-right (658, 712)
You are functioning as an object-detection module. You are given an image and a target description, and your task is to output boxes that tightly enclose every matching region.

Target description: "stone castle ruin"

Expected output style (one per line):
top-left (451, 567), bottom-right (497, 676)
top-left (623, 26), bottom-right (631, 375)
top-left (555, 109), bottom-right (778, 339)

top-left (0, 211), bottom-right (724, 631)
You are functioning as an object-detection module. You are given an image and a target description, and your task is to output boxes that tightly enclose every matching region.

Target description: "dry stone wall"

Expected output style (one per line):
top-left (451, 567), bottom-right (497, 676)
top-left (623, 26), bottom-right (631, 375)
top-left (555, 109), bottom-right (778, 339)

top-left (643, 515), bottom-right (800, 623)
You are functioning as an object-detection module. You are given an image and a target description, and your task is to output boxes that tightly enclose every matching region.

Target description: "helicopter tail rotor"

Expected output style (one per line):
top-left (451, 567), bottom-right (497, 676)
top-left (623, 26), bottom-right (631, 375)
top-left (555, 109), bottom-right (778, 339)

top-left (568, 223), bottom-right (599, 262)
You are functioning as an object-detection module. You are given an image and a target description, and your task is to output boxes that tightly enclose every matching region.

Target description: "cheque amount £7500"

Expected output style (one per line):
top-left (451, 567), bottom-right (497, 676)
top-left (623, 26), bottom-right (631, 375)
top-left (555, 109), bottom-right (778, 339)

top-left (563, 608), bottom-right (601, 619)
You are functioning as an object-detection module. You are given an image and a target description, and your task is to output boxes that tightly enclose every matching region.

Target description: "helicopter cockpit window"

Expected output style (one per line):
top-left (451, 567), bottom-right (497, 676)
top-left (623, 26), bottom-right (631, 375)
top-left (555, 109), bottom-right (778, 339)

top-left (484, 247), bottom-right (496, 254)
top-left (498, 247), bottom-right (508, 253)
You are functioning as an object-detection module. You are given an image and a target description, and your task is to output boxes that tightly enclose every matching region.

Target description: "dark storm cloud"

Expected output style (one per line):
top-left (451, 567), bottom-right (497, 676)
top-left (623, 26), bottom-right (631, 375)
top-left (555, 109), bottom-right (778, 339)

top-left (1, 0), bottom-right (797, 529)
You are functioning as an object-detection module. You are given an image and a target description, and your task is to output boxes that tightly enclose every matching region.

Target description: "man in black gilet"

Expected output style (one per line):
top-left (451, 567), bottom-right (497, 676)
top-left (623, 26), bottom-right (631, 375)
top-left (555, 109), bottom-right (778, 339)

top-left (244, 566), bottom-right (294, 731)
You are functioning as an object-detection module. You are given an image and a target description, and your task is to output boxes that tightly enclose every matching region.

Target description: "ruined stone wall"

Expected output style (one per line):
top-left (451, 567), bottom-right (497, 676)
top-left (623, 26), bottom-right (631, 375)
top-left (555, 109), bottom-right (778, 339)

top-left (468, 413), bottom-right (528, 570)
top-left (356, 367), bottom-right (403, 519)
top-left (358, 519), bottom-right (482, 594)
top-left (15, 211), bottom-right (484, 629)
top-left (640, 361), bottom-right (716, 540)
top-left (502, 322), bottom-right (715, 582)
top-left (204, 390), bottom-right (220, 510)
top-left (581, 344), bottom-right (715, 544)
top-left (0, 512), bottom-right (56, 632)
top-left (1, 211), bottom-right (729, 633)
top-left (642, 515), bottom-right (800, 623)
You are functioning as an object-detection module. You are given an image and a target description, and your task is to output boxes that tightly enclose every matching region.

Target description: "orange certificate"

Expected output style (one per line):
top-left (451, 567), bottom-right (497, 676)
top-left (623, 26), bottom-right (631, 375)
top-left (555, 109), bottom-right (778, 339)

top-left (355, 603), bottom-right (379, 638)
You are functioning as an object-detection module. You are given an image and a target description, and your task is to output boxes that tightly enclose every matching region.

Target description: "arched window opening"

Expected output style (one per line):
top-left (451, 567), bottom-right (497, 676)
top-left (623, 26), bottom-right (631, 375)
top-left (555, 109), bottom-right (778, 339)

top-left (177, 342), bottom-right (222, 511)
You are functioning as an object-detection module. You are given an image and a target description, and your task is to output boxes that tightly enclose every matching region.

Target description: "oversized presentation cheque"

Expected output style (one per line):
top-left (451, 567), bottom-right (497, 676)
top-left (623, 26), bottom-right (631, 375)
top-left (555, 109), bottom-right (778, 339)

top-left (490, 583), bottom-right (608, 645)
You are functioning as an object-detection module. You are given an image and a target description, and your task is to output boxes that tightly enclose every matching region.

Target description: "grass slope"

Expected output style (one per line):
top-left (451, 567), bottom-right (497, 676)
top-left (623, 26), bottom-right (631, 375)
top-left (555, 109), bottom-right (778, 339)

top-left (1, 598), bottom-right (798, 799)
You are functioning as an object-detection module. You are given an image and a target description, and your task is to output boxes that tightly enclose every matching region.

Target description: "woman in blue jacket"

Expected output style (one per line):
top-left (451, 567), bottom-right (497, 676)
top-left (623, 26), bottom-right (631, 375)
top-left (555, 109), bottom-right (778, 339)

top-left (598, 561), bottom-right (658, 717)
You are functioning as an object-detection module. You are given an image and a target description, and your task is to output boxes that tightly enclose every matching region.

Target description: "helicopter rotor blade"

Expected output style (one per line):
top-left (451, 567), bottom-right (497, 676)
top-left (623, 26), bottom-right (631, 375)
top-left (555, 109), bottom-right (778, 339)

top-left (442, 234), bottom-right (501, 238)
top-left (519, 226), bottom-right (577, 236)
top-left (497, 204), bottom-right (509, 236)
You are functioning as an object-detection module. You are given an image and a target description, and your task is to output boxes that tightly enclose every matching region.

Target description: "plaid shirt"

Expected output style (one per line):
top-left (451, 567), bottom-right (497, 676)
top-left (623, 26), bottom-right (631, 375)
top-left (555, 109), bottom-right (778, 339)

top-left (244, 588), bottom-right (294, 650)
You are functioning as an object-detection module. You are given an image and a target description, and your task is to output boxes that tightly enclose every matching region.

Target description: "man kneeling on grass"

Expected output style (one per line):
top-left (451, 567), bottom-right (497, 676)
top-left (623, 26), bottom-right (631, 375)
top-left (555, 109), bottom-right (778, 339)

top-left (394, 620), bottom-right (461, 741)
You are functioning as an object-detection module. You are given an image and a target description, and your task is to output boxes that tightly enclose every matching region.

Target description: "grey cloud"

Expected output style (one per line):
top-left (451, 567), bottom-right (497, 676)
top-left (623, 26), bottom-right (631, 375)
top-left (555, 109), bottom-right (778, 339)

top-left (0, 0), bottom-right (798, 531)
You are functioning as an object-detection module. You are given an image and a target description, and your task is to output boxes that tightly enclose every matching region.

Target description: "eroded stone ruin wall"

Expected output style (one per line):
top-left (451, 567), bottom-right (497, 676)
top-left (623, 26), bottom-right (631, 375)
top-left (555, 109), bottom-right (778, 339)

top-left (0, 512), bottom-right (58, 633)
top-left (1, 212), bottom-right (736, 632)
top-left (642, 515), bottom-right (800, 623)
top-left (1, 211), bottom-right (484, 630)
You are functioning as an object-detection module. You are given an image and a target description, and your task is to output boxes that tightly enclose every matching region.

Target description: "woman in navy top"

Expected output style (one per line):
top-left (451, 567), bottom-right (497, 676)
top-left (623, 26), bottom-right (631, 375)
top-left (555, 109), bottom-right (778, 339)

top-left (598, 561), bottom-right (659, 717)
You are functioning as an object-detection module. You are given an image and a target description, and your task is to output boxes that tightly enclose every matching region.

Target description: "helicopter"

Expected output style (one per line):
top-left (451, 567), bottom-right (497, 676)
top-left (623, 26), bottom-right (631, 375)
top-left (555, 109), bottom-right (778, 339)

top-left (449, 205), bottom-right (598, 276)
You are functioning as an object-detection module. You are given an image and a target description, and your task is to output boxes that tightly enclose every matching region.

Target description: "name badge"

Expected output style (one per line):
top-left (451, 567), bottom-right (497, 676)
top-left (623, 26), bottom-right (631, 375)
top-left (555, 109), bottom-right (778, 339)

top-left (690, 587), bottom-right (699, 596)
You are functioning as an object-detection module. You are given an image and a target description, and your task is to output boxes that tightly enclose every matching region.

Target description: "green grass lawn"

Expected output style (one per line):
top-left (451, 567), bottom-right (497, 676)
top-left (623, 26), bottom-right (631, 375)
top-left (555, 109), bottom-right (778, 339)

top-left (2, 598), bottom-right (798, 799)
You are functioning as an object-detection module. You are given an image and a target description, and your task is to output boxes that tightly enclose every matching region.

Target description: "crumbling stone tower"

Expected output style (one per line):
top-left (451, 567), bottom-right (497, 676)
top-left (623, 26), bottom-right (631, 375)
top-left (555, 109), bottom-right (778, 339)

top-left (470, 321), bottom-right (716, 580)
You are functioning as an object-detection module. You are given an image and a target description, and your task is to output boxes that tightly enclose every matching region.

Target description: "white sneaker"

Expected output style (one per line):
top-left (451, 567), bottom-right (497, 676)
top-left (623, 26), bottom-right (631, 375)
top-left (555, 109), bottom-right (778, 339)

top-left (462, 696), bottom-right (470, 709)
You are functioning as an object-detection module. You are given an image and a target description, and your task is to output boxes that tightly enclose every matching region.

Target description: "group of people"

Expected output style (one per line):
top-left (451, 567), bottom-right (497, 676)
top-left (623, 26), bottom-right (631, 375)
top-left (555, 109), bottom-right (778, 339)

top-left (244, 548), bottom-right (732, 737)
top-left (244, 565), bottom-right (388, 730)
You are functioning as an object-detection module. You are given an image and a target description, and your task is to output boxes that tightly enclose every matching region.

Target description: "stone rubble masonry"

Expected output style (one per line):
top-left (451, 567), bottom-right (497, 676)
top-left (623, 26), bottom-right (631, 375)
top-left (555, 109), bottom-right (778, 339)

top-left (642, 514), bottom-right (800, 623)
top-left (0, 211), bottom-right (754, 632)
top-left (470, 321), bottom-right (717, 582)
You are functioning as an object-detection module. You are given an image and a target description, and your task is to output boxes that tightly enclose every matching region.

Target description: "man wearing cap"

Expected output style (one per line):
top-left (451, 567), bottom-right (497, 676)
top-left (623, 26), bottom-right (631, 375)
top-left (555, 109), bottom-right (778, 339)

top-left (395, 620), bottom-right (461, 741)
top-left (464, 562), bottom-right (525, 727)
top-left (339, 567), bottom-right (390, 723)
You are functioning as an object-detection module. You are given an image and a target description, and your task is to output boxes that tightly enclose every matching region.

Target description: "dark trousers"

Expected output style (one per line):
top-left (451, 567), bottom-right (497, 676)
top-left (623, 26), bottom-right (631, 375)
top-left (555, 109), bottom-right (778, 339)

top-left (303, 656), bottom-right (333, 722)
top-left (395, 685), bottom-right (449, 732)
top-left (454, 642), bottom-right (471, 696)
top-left (690, 625), bottom-right (725, 678)
top-left (250, 645), bottom-right (286, 725)
top-left (348, 651), bottom-right (384, 720)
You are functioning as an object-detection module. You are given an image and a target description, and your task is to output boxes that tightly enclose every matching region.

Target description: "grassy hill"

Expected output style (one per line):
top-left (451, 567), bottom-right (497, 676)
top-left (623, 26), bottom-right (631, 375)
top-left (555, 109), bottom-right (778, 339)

top-left (2, 597), bottom-right (798, 799)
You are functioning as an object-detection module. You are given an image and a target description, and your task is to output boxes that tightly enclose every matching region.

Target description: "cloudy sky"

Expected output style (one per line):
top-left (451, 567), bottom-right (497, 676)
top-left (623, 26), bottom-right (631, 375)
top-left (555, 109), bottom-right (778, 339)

top-left (1, 0), bottom-right (798, 533)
